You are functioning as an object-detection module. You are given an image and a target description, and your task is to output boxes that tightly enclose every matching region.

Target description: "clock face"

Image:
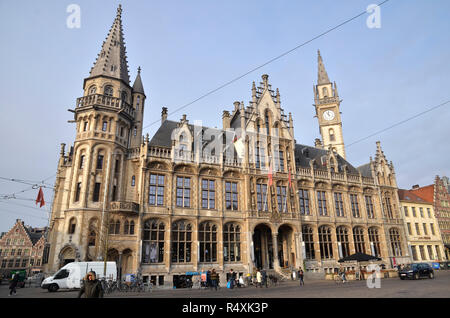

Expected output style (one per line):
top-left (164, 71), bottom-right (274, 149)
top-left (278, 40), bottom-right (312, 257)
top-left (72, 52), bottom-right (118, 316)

top-left (323, 110), bottom-right (335, 121)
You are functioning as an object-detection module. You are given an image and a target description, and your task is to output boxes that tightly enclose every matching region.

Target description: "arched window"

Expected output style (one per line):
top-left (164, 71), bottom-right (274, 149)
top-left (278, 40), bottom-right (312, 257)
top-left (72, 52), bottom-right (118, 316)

top-left (124, 221), bottom-right (129, 235)
top-left (353, 227), bottom-right (366, 254)
top-left (109, 220), bottom-right (120, 235)
top-left (329, 128), bottom-right (335, 142)
top-left (223, 223), bottom-right (241, 262)
top-left (124, 220), bottom-right (135, 235)
top-left (199, 222), bottom-right (217, 262)
top-left (265, 112), bottom-right (270, 135)
top-left (171, 220), bottom-right (192, 263)
top-left (322, 87), bottom-right (328, 97)
top-left (104, 85), bottom-right (113, 96)
top-left (89, 86), bottom-right (97, 95)
top-left (68, 218), bottom-right (76, 234)
top-left (318, 226), bottom-right (333, 259)
top-left (302, 225), bottom-right (315, 260)
top-left (368, 227), bottom-right (381, 256)
top-left (389, 228), bottom-right (403, 256)
top-left (88, 230), bottom-right (96, 247)
top-left (142, 219), bottom-right (165, 263)
top-left (336, 226), bottom-right (350, 258)
top-left (121, 91), bottom-right (128, 103)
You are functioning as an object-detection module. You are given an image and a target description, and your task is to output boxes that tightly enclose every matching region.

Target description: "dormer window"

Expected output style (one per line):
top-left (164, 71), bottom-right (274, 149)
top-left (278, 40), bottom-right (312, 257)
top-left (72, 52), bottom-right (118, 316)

top-left (104, 85), bottom-right (113, 96)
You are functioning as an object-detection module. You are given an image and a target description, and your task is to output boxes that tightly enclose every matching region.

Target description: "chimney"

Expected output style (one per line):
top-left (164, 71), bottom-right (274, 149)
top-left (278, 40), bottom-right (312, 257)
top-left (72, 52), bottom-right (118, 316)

top-left (412, 184), bottom-right (420, 190)
top-left (161, 107), bottom-right (168, 124)
top-left (262, 74), bottom-right (269, 88)
top-left (222, 110), bottom-right (230, 129)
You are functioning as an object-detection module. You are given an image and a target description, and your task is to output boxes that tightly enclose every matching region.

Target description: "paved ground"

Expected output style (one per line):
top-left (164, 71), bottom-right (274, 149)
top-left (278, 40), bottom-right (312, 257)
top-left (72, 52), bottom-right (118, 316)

top-left (2, 271), bottom-right (450, 298)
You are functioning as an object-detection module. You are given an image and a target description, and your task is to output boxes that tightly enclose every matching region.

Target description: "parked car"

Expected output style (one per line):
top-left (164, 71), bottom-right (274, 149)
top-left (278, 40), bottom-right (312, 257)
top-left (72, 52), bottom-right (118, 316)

top-left (399, 263), bottom-right (434, 280)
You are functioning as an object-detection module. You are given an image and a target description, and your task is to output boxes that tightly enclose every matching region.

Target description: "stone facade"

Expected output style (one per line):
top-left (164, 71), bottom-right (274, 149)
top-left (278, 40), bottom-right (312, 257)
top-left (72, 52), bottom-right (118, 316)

top-left (0, 219), bottom-right (47, 277)
top-left (398, 189), bottom-right (447, 262)
top-left (44, 6), bottom-right (411, 287)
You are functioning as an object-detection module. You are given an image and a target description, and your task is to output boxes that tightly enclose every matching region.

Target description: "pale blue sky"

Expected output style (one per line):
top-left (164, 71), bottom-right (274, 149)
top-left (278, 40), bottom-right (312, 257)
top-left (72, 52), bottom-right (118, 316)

top-left (0, 0), bottom-right (449, 232)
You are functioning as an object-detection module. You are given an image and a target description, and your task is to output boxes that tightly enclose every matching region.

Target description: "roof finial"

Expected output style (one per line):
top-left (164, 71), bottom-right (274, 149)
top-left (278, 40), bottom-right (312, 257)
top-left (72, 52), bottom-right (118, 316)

top-left (117, 4), bottom-right (122, 16)
top-left (137, 66), bottom-right (141, 74)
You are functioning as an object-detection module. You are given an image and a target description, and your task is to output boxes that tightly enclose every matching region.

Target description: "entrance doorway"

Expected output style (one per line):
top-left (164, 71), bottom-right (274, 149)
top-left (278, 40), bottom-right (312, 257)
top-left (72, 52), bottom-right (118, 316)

top-left (253, 224), bottom-right (273, 269)
top-left (278, 225), bottom-right (295, 268)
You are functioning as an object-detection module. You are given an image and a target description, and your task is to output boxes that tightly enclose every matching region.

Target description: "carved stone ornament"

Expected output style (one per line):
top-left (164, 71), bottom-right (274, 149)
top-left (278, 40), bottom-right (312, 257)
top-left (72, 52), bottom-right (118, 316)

top-left (270, 211), bottom-right (282, 224)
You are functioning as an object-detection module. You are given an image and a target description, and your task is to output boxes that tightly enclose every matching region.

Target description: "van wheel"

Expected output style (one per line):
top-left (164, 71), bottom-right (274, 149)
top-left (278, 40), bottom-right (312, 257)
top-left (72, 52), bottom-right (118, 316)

top-left (48, 284), bottom-right (59, 292)
top-left (414, 273), bottom-right (419, 280)
top-left (429, 272), bottom-right (434, 279)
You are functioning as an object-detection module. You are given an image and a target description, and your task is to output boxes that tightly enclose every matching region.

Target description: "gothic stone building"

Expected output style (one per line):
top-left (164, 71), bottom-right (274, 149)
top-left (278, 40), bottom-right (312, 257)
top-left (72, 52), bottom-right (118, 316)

top-left (45, 6), bottom-right (410, 286)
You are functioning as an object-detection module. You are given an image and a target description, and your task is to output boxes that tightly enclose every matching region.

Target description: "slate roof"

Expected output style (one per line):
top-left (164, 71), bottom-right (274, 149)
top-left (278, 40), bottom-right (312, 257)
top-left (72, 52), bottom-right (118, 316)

top-left (357, 163), bottom-right (372, 178)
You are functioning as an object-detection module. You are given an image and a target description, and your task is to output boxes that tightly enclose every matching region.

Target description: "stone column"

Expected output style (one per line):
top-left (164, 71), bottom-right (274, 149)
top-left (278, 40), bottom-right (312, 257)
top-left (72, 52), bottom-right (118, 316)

top-left (272, 233), bottom-right (280, 270)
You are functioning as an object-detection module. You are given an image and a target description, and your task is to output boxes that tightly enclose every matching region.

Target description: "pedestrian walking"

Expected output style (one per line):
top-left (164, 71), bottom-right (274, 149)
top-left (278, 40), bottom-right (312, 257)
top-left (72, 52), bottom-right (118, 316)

top-left (256, 269), bottom-right (262, 288)
top-left (77, 271), bottom-right (104, 298)
top-left (210, 269), bottom-right (219, 291)
top-left (228, 269), bottom-right (236, 289)
top-left (261, 269), bottom-right (268, 288)
top-left (298, 268), bottom-right (304, 286)
top-left (9, 273), bottom-right (19, 296)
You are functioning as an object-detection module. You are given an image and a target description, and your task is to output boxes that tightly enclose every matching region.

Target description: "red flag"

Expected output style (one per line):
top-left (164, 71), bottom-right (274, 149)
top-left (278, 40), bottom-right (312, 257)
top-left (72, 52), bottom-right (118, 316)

top-left (35, 187), bottom-right (45, 208)
top-left (288, 167), bottom-right (292, 189)
top-left (268, 160), bottom-right (273, 187)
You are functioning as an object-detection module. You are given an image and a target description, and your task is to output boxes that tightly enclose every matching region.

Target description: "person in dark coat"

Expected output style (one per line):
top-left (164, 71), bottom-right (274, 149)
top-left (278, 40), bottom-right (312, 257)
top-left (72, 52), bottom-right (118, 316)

top-left (261, 269), bottom-right (268, 288)
top-left (210, 269), bottom-right (219, 291)
top-left (77, 271), bottom-right (104, 298)
top-left (298, 268), bottom-right (304, 286)
top-left (9, 273), bottom-right (19, 296)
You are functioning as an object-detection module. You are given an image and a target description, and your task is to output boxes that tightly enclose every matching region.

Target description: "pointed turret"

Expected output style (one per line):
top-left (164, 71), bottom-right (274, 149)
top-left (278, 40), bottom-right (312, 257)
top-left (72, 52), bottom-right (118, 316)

top-left (317, 50), bottom-right (330, 85)
top-left (89, 4), bottom-right (130, 84)
top-left (132, 66), bottom-right (145, 95)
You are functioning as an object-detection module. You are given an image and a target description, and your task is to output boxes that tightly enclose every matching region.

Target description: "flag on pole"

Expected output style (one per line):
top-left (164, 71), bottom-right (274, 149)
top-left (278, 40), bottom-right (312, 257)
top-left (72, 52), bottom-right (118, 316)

top-left (35, 187), bottom-right (45, 208)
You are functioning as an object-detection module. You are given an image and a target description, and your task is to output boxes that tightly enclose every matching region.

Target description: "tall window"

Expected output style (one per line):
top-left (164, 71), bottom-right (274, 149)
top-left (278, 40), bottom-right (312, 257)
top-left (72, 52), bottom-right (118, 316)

top-left (68, 218), bottom-right (76, 234)
top-left (96, 155), bottom-right (104, 170)
top-left (334, 193), bottom-right (344, 217)
top-left (93, 183), bottom-right (101, 202)
top-left (88, 230), bottom-right (96, 247)
top-left (102, 121), bottom-right (107, 132)
top-left (411, 245), bottom-right (418, 261)
top-left (427, 208), bottom-right (431, 218)
top-left (420, 208), bottom-right (424, 218)
top-left (350, 194), bottom-right (360, 218)
top-left (256, 183), bottom-right (268, 211)
top-left (427, 246), bottom-right (433, 260)
top-left (255, 143), bottom-right (262, 169)
top-left (318, 226), bottom-right (333, 259)
top-left (336, 226), bottom-right (350, 258)
top-left (435, 245), bottom-right (442, 260)
top-left (131, 176), bottom-right (135, 187)
top-left (278, 151), bottom-right (285, 172)
top-left (329, 128), bottom-right (335, 141)
top-left (423, 223), bottom-right (428, 235)
top-left (176, 176), bottom-right (190, 208)
top-left (412, 207), bottom-right (417, 217)
top-left (171, 220), bottom-right (192, 263)
top-left (79, 155), bottom-right (85, 169)
top-left (104, 85), bottom-right (113, 96)
top-left (143, 219), bottom-right (165, 263)
top-left (75, 182), bottom-right (81, 202)
top-left (406, 223), bottom-right (412, 235)
top-left (298, 189), bottom-right (310, 215)
top-left (108, 220), bottom-right (120, 235)
top-left (124, 220), bottom-right (135, 235)
top-left (385, 197), bottom-right (393, 219)
top-left (223, 223), bottom-right (241, 262)
top-left (201, 179), bottom-right (215, 209)
top-left (415, 223), bottom-right (421, 235)
top-left (225, 182), bottom-right (238, 210)
top-left (419, 245), bottom-right (426, 260)
top-left (199, 222), bottom-right (217, 262)
top-left (353, 227), bottom-right (366, 254)
top-left (368, 227), bottom-right (381, 256)
top-left (365, 196), bottom-right (374, 219)
top-left (404, 206), bottom-right (409, 217)
top-left (389, 228), bottom-right (403, 256)
top-left (265, 112), bottom-right (270, 135)
top-left (302, 225), bottom-right (315, 260)
top-left (149, 174), bottom-right (165, 206)
top-left (277, 185), bottom-right (287, 212)
top-left (317, 191), bottom-right (327, 216)
top-left (430, 223), bottom-right (435, 235)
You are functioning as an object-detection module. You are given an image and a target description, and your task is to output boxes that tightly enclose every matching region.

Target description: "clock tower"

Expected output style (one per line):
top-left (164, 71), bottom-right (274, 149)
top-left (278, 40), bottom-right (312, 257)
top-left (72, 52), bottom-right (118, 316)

top-left (313, 50), bottom-right (346, 159)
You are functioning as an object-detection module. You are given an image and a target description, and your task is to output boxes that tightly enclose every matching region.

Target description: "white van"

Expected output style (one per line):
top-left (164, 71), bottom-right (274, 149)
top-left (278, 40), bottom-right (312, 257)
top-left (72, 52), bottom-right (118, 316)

top-left (41, 261), bottom-right (117, 292)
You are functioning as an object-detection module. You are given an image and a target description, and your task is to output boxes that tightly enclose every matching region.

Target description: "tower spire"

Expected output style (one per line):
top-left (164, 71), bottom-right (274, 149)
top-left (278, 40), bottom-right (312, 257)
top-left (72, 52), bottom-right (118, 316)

top-left (317, 49), bottom-right (330, 85)
top-left (132, 66), bottom-right (145, 95)
top-left (89, 4), bottom-right (130, 84)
